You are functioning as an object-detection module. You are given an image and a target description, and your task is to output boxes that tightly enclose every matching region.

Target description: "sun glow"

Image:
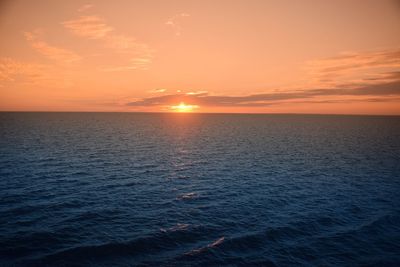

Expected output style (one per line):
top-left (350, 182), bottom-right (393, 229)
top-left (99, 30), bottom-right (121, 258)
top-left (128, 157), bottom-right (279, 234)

top-left (170, 102), bottom-right (199, 112)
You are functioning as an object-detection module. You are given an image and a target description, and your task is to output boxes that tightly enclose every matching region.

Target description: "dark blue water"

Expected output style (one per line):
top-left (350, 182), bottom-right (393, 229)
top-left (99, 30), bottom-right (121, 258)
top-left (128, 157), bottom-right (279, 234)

top-left (0, 112), bottom-right (399, 266)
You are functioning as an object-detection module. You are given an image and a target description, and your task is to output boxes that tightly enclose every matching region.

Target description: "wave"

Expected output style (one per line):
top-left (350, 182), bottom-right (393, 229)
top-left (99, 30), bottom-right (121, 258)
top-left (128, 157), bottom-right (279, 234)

top-left (11, 213), bottom-right (400, 266)
top-left (185, 236), bottom-right (225, 256)
top-left (173, 213), bottom-right (400, 266)
top-left (160, 223), bottom-right (190, 232)
top-left (26, 224), bottom-right (217, 266)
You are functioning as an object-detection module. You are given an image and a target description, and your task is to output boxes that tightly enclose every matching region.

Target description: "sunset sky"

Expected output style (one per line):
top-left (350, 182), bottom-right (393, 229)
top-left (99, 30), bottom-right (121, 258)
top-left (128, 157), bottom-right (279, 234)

top-left (0, 0), bottom-right (399, 114)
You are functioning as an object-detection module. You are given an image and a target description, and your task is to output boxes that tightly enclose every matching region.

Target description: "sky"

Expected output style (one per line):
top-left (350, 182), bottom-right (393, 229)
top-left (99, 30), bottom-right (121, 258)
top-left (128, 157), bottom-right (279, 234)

top-left (0, 0), bottom-right (399, 114)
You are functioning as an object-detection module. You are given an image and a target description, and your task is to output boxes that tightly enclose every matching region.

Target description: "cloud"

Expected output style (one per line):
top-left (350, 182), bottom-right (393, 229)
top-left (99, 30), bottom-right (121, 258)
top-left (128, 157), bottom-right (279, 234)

top-left (0, 57), bottom-right (67, 87)
top-left (62, 13), bottom-right (153, 71)
top-left (78, 4), bottom-right (94, 12)
top-left (0, 58), bottom-right (46, 82)
top-left (24, 30), bottom-right (81, 63)
top-left (309, 49), bottom-right (400, 73)
top-left (186, 91), bottom-right (208, 96)
top-left (289, 97), bottom-right (400, 105)
top-left (165, 13), bottom-right (190, 36)
top-left (104, 34), bottom-right (152, 55)
top-left (307, 48), bottom-right (400, 87)
top-left (148, 88), bottom-right (167, 93)
top-left (127, 78), bottom-right (400, 108)
top-left (0, 57), bottom-right (78, 89)
top-left (62, 16), bottom-right (113, 39)
top-left (101, 57), bottom-right (152, 72)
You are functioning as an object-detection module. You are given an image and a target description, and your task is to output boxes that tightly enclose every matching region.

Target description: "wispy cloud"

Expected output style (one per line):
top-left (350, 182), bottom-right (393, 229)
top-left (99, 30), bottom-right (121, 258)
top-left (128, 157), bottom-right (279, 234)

top-left (165, 13), bottom-right (190, 36)
top-left (0, 57), bottom-right (66, 87)
top-left (186, 90), bottom-right (208, 96)
top-left (307, 48), bottom-right (400, 87)
top-left (24, 30), bottom-right (81, 63)
top-left (0, 57), bottom-right (78, 89)
top-left (62, 13), bottom-right (153, 71)
top-left (0, 58), bottom-right (46, 82)
top-left (106, 33), bottom-right (154, 68)
top-left (78, 4), bottom-right (93, 12)
top-left (100, 57), bottom-right (152, 72)
top-left (148, 88), bottom-right (167, 93)
top-left (62, 16), bottom-right (113, 39)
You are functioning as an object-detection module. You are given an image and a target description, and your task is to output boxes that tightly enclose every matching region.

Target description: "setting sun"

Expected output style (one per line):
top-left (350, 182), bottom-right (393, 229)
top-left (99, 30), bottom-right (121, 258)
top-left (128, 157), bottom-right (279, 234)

top-left (170, 102), bottom-right (199, 112)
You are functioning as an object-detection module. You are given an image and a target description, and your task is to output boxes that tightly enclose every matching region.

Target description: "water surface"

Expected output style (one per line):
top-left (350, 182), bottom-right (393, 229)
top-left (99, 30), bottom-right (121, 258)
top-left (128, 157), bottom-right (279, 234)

top-left (0, 112), bottom-right (399, 266)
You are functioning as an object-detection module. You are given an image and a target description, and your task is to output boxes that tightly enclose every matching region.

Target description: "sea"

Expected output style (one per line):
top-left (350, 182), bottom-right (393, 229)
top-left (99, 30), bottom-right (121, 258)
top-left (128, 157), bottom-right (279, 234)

top-left (0, 112), bottom-right (399, 266)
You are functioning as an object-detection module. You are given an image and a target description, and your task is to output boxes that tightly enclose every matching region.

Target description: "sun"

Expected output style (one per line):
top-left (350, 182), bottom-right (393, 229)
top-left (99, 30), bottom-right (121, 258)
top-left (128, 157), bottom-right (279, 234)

top-left (170, 102), bottom-right (199, 112)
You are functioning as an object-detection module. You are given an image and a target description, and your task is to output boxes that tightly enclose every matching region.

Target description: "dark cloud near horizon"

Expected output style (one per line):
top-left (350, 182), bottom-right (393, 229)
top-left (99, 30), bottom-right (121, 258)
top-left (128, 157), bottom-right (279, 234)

top-left (127, 79), bottom-right (400, 108)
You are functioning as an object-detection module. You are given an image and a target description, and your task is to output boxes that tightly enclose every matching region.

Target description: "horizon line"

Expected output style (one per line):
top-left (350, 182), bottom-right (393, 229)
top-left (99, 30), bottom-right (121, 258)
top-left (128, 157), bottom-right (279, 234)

top-left (1, 110), bottom-right (399, 117)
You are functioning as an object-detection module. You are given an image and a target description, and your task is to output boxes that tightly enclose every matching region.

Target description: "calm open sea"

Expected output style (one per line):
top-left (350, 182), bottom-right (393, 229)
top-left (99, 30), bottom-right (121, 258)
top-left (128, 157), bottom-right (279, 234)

top-left (0, 112), bottom-right (399, 266)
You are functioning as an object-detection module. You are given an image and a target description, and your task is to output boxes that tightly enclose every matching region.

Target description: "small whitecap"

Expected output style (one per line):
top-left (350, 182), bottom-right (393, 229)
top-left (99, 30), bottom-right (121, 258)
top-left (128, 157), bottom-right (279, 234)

top-left (177, 192), bottom-right (198, 200)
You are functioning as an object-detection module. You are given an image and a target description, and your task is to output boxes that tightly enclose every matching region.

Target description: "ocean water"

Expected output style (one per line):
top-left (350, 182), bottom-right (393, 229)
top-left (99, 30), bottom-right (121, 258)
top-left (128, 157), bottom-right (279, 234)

top-left (0, 112), bottom-right (399, 267)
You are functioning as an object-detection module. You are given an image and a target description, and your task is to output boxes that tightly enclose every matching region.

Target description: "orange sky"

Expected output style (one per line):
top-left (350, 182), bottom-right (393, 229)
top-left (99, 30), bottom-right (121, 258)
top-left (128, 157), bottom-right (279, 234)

top-left (0, 0), bottom-right (399, 114)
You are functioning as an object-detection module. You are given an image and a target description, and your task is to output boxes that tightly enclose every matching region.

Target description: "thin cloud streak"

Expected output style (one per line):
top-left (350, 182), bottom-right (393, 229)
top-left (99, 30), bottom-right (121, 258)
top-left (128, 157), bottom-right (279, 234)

top-left (165, 13), bottom-right (190, 36)
top-left (78, 4), bottom-right (94, 12)
top-left (62, 16), bottom-right (113, 39)
top-left (148, 88), bottom-right (167, 93)
top-left (0, 58), bottom-right (73, 88)
top-left (0, 58), bottom-right (48, 82)
top-left (309, 49), bottom-right (400, 74)
top-left (307, 48), bottom-right (400, 87)
top-left (24, 30), bottom-right (81, 63)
